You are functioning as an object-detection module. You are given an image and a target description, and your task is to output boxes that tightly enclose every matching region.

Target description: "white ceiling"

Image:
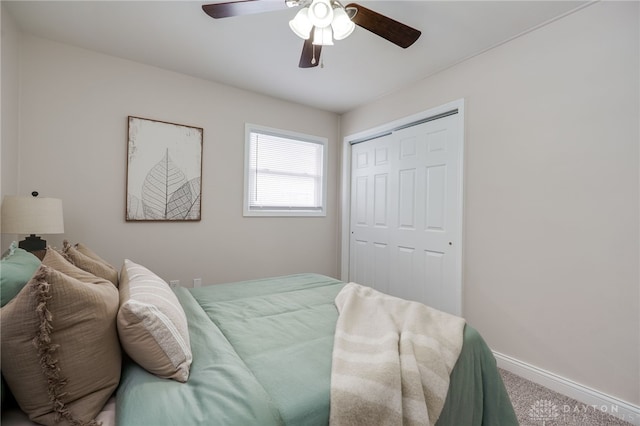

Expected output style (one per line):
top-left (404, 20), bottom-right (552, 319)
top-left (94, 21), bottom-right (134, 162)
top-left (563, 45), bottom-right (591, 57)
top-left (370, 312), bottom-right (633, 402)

top-left (5, 0), bottom-right (589, 113)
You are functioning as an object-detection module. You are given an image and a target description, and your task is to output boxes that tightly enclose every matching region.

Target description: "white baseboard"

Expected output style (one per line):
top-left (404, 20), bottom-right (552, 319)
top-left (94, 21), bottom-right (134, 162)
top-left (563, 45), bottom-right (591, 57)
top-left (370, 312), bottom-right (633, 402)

top-left (494, 351), bottom-right (640, 426)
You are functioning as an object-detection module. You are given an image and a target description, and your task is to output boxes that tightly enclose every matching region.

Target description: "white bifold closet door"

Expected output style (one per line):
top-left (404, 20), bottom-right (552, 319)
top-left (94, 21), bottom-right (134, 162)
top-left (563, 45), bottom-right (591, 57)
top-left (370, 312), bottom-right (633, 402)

top-left (349, 113), bottom-right (462, 315)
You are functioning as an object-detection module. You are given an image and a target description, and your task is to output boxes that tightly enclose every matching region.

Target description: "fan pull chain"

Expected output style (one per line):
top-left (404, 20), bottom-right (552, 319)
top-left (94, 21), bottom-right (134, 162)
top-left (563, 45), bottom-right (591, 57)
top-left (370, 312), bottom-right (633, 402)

top-left (311, 45), bottom-right (317, 65)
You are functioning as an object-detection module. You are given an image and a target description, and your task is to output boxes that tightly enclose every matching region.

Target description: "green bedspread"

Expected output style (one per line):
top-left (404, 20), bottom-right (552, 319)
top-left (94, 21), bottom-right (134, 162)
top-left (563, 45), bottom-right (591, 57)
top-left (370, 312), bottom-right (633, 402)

top-left (116, 273), bottom-right (517, 425)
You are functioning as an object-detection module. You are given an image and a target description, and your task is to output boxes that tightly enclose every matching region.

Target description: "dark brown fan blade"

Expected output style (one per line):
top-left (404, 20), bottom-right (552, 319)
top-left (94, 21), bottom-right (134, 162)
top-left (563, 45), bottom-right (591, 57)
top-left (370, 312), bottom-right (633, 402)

top-left (299, 32), bottom-right (322, 68)
top-left (202, 0), bottom-right (289, 19)
top-left (346, 3), bottom-right (421, 48)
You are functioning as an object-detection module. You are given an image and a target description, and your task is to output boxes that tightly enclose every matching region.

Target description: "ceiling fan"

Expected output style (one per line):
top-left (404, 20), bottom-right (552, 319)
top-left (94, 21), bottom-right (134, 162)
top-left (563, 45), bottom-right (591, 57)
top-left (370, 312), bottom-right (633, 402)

top-left (202, 0), bottom-right (421, 68)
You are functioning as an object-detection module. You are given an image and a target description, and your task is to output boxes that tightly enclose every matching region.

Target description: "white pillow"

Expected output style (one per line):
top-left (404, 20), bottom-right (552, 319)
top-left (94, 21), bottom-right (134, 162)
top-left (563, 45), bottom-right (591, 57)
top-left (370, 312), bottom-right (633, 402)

top-left (117, 259), bottom-right (192, 382)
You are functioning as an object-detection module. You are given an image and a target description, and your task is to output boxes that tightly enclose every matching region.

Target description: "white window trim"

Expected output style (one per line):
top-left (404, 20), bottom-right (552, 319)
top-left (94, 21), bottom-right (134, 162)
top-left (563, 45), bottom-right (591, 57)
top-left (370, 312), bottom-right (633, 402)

top-left (244, 123), bottom-right (328, 217)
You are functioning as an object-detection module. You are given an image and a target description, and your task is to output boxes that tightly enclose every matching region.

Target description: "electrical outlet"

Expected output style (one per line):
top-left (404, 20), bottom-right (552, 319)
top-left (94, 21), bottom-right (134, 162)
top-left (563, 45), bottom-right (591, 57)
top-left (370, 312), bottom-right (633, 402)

top-left (193, 278), bottom-right (202, 288)
top-left (169, 280), bottom-right (180, 289)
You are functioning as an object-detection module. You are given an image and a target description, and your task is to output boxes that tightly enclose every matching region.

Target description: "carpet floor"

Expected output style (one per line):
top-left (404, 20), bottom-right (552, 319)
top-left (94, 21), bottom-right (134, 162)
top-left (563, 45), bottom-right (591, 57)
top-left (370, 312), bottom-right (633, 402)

top-left (499, 368), bottom-right (633, 425)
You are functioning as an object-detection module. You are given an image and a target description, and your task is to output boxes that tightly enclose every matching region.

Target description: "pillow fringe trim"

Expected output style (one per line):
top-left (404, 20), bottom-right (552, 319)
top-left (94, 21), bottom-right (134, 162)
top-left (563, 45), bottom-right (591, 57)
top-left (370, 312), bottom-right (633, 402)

top-left (31, 267), bottom-right (101, 426)
top-left (60, 241), bottom-right (76, 265)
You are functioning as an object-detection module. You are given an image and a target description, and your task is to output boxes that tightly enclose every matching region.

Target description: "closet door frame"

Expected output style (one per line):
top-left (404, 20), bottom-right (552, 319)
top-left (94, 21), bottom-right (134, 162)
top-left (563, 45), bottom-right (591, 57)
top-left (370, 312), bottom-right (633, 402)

top-left (340, 98), bottom-right (465, 315)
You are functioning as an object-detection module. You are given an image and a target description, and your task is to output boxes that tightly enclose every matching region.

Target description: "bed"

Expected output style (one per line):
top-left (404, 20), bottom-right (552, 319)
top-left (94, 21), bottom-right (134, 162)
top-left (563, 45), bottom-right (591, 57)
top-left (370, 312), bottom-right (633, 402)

top-left (117, 273), bottom-right (517, 425)
top-left (1, 244), bottom-right (517, 426)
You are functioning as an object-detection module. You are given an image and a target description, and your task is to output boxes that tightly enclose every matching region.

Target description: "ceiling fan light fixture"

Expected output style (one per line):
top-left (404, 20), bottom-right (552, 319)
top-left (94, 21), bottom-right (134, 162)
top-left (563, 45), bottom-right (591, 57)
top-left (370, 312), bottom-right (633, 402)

top-left (289, 7), bottom-right (313, 39)
top-left (203, 0), bottom-right (422, 69)
top-left (312, 25), bottom-right (334, 46)
top-left (308, 0), bottom-right (333, 28)
top-left (331, 6), bottom-right (355, 40)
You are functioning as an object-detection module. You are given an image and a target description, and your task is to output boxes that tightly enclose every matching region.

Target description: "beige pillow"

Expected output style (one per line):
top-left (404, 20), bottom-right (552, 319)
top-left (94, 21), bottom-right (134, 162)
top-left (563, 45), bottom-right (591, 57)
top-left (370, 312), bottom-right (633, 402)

top-left (0, 251), bottom-right (121, 426)
top-left (62, 240), bottom-right (119, 287)
top-left (117, 259), bottom-right (192, 382)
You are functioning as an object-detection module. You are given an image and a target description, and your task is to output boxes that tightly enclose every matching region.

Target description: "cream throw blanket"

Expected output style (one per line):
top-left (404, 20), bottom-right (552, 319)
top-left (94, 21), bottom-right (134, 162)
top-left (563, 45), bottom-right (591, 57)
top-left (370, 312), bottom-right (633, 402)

top-left (330, 283), bottom-right (466, 426)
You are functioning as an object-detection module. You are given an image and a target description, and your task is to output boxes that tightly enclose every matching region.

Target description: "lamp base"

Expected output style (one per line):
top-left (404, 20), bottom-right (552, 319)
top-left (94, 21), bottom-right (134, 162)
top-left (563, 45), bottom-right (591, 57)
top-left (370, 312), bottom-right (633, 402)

top-left (18, 235), bottom-right (47, 252)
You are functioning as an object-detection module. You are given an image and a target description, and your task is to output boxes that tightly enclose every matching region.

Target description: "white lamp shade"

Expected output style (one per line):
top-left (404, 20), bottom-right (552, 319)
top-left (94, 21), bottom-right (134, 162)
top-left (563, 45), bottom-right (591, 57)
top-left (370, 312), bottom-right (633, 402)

top-left (331, 7), bottom-right (355, 40)
top-left (308, 0), bottom-right (333, 28)
top-left (1, 196), bottom-right (64, 235)
top-left (289, 7), bottom-right (313, 39)
top-left (312, 26), bottom-right (334, 45)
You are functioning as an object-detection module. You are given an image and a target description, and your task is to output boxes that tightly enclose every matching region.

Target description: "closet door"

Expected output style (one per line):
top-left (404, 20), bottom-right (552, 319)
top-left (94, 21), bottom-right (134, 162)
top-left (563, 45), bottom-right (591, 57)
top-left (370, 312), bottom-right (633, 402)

top-left (349, 114), bottom-right (462, 315)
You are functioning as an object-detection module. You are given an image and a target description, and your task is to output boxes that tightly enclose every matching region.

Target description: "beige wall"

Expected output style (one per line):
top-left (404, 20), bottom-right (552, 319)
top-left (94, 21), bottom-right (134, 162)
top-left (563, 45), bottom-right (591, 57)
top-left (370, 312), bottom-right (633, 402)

top-left (3, 0), bottom-right (638, 409)
top-left (341, 2), bottom-right (639, 405)
top-left (10, 33), bottom-right (341, 285)
top-left (1, 5), bottom-right (21, 246)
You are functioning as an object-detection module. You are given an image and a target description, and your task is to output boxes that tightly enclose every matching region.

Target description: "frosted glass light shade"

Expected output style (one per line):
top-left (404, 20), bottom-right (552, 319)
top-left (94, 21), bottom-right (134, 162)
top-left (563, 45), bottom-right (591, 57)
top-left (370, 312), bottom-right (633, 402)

top-left (289, 7), bottom-right (312, 39)
top-left (312, 26), bottom-right (334, 45)
top-left (308, 0), bottom-right (333, 28)
top-left (1, 196), bottom-right (64, 235)
top-left (290, 0), bottom-right (354, 45)
top-left (331, 6), bottom-right (355, 40)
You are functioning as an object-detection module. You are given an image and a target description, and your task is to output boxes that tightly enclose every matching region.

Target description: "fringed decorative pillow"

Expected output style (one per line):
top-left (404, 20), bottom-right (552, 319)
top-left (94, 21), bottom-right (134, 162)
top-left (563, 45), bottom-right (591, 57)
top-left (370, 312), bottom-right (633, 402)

top-left (62, 240), bottom-right (119, 287)
top-left (0, 248), bottom-right (120, 426)
top-left (117, 259), bottom-right (192, 382)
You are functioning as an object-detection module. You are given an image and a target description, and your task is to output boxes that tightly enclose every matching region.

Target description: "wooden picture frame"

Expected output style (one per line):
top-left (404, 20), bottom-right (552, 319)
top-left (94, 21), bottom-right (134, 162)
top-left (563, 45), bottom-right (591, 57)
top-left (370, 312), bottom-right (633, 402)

top-left (126, 116), bottom-right (203, 221)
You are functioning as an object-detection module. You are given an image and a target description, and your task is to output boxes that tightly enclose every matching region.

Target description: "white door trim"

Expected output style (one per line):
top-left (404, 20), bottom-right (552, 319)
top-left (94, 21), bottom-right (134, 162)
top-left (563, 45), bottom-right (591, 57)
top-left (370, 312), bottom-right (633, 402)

top-left (340, 99), bottom-right (465, 313)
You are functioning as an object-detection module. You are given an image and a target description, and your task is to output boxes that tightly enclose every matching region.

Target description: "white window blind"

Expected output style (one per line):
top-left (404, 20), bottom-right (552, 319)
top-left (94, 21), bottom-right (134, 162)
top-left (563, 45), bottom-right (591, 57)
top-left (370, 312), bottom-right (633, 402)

top-left (244, 124), bottom-right (327, 216)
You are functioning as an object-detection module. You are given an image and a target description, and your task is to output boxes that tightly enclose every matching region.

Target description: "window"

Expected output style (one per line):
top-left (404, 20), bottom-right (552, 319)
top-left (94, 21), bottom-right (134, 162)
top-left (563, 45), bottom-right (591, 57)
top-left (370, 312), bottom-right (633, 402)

top-left (244, 124), bottom-right (327, 216)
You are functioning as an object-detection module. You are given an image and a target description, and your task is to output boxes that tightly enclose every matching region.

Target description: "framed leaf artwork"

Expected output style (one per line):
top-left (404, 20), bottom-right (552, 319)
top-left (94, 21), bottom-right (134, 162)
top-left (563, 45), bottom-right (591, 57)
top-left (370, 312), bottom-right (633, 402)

top-left (126, 116), bottom-right (203, 221)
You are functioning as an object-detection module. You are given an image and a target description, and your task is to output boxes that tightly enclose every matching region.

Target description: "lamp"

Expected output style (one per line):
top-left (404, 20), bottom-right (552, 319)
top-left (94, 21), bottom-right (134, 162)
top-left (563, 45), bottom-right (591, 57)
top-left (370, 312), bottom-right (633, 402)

top-left (313, 26), bottom-right (334, 46)
top-left (309, 0), bottom-right (333, 28)
top-left (289, 7), bottom-right (313, 39)
top-left (331, 5), bottom-right (355, 40)
top-left (289, 0), bottom-right (355, 45)
top-left (1, 192), bottom-right (64, 252)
